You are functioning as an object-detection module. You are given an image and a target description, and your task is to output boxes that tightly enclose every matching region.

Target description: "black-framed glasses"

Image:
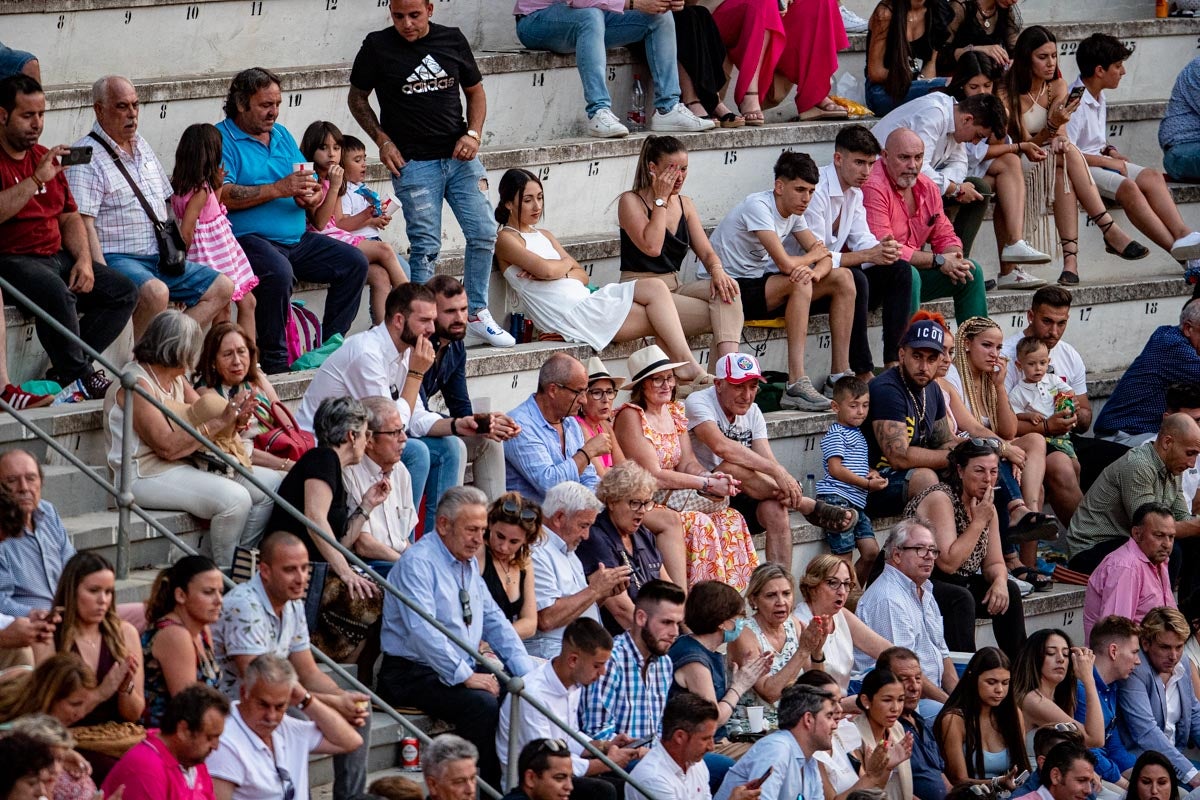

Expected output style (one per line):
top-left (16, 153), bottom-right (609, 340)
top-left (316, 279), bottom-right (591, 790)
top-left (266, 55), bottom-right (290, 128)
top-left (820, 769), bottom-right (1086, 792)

top-left (276, 766), bottom-right (296, 800)
top-left (371, 428), bottom-right (405, 439)
top-left (500, 497), bottom-right (539, 523)
top-left (459, 588), bottom-right (473, 626)
top-left (587, 388), bottom-right (617, 401)
top-left (533, 738), bottom-right (571, 757)
top-left (553, 383), bottom-right (588, 403)
top-left (899, 545), bottom-right (941, 558)
top-left (824, 579), bottom-right (854, 592)
top-left (626, 499), bottom-right (653, 512)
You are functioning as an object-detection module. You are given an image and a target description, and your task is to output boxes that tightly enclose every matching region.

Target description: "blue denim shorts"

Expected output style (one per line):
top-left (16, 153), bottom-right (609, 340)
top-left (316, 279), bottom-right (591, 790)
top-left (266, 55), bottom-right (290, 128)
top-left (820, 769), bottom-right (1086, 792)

top-left (817, 493), bottom-right (875, 554)
top-left (104, 253), bottom-right (221, 306)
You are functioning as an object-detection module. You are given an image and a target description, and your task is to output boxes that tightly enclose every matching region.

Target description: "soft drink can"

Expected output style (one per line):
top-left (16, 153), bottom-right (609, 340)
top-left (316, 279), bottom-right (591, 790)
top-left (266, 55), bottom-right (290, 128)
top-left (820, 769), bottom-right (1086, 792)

top-left (400, 736), bottom-right (420, 771)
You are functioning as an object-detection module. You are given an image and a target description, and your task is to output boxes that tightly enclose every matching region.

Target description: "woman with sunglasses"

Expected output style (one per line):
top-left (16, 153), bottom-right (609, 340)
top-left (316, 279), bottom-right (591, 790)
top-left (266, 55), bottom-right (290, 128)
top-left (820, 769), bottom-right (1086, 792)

top-left (904, 438), bottom-right (1027, 659)
top-left (479, 493), bottom-right (542, 640)
top-left (935, 647), bottom-right (1026, 787)
top-left (577, 461), bottom-right (679, 635)
top-left (576, 357), bottom-right (626, 477)
top-left (796, 555), bottom-right (893, 696)
top-left (614, 344), bottom-right (757, 590)
top-left (1010, 629), bottom-right (1104, 756)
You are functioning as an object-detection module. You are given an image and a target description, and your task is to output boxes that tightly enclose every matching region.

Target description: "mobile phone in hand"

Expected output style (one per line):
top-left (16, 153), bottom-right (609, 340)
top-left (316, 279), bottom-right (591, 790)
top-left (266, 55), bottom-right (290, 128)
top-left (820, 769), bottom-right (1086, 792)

top-left (746, 766), bottom-right (774, 790)
top-left (60, 146), bottom-right (93, 166)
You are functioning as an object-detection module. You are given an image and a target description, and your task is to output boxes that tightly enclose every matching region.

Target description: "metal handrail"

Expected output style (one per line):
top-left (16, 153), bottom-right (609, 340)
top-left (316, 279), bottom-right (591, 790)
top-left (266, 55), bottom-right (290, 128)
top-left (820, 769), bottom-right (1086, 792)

top-left (0, 275), bottom-right (661, 799)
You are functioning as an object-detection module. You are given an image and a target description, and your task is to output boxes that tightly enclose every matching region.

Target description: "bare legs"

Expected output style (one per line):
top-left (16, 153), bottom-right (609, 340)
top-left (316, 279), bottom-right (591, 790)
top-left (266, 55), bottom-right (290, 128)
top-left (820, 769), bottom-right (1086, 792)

top-left (761, 269), bottom-right (854, 382)
top-left (987, 153), bottom-right (1027, 277)
top-left (615, 277), bottom-right (706, 381)
top-left (1115, 168), bottom-right (1193, 253)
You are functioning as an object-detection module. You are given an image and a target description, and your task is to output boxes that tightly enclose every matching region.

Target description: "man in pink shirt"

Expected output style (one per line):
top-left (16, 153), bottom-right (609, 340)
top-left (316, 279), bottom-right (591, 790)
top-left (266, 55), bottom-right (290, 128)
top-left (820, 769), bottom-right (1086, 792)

top-left (1083, 501), bottom-right (1177, 640)
top-left (863, 127), bottom-right (987, 333)
top-left (102, 684), bottom-right (230, 800)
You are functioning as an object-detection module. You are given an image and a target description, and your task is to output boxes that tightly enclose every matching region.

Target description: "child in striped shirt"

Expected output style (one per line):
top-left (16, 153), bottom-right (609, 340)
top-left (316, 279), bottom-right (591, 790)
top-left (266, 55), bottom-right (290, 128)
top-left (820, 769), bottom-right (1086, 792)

top-left (815, 375), bottom-right (889, 586)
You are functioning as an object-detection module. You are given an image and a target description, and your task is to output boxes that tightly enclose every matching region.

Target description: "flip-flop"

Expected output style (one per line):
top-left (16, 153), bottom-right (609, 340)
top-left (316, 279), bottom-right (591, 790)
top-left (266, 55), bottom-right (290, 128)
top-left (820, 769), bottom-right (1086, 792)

top-left (1011, 566), bottom-right (1053, 592)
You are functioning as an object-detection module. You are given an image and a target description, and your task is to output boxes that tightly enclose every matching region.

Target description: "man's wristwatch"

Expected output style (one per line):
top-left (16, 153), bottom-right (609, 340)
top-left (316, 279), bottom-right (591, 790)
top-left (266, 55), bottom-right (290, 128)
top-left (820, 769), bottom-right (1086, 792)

top-left (466, 129), bottom-right (482, 143)
top-left (297, 692), bottom-right (313, 710)
top-left (933, 253), bottom-right (947, 269)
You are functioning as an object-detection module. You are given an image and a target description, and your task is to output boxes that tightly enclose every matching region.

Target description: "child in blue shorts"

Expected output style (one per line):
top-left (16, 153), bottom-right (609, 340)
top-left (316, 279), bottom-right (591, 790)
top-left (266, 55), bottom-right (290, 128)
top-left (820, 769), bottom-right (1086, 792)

top-left (816, 375), bottom-right (889, 586)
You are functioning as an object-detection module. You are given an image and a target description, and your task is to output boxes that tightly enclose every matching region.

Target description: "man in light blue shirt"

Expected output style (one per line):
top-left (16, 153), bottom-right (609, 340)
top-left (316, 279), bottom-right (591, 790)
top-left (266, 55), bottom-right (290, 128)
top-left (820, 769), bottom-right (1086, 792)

top-left (714, 685), bottom-right (837, 800)
top-left (0, 450), bottom-right (74, 616)
top-left (505, 354), bottom-right (607, 503)
top-left (377, 486), bottom-right (533, 787)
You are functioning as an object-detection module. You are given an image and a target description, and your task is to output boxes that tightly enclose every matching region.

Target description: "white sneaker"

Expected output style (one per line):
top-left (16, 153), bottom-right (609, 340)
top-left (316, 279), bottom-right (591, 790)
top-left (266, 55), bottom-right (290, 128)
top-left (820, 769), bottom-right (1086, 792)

top-left (466, 309), bottom-right (516, 348)
top-left (822, 370), bottom-right (854, 399)
top-left (995, 267), bottom-right (1047, 290)
top-left (649, 103), bottom-right (716, 133)
top-left (1171, 231), bottom-right (1200, 260)
top-left (839, 4), bottom-right (870, 32)
top-left (1000, 239), bottom-right (1052, 264)
top-left (586, 108), bottom-right (629, 139)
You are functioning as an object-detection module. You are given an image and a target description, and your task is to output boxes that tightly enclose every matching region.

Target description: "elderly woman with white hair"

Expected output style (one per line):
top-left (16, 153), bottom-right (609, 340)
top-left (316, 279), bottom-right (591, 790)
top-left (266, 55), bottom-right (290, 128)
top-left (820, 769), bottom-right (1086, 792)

top-left (104, 310), bottom-right (273, 570)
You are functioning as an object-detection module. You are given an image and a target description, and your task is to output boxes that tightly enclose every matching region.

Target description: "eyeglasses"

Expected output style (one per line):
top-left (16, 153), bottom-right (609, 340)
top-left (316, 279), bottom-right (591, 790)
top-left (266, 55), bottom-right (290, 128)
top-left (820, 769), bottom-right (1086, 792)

top-left (647, 374), bottom-right (676, 388)
top-left (587, 388), bottom-right (617, 401)
top-left (553, 383), bottom-right (588, 403)
top-left (899, 545), bottom-right (941, 558)
top-left (968, 436), bottom-right (1002, 451)
top-left (533, 738), bottom-right (571, 757)
top-left (370, 428), bottom-right (405, 439)
top-left (824, 579), bottom-right (854, 592)
top-left (459, 588), bottom-right (473, 626)
top-left (500, 497), bottom-right (539, 523)
top-left (277, 766), bottom-right (296, 800)
top-left (626, 499), bottom-right (653, 512)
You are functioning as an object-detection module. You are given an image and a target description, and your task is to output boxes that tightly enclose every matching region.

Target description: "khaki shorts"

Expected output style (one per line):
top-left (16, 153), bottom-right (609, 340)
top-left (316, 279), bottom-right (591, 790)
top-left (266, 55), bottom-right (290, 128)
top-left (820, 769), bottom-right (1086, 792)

top-left (1088, 162), bottom-right (1145, 199)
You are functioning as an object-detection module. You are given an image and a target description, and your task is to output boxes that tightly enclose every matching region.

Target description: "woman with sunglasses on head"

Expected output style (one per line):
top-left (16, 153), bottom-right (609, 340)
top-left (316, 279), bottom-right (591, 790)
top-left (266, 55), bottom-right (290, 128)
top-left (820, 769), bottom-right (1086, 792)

top-left (905, 438), bottom-right (1027, 659)
top-left (479, 493), bottom-right (542, 640)
top-left (935, 647), bottom-right (1026, 787)
top-left (1010, 629), bottom-right (1104, 756)
top-left (576, 461), bottom-right (678, 635)
top-left (576, 357), bottom-right (626, 477)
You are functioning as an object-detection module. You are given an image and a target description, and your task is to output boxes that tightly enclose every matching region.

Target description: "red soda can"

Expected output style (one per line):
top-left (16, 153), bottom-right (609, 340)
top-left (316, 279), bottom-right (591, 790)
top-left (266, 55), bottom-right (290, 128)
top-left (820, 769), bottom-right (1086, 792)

top-left (400, 736), bottom-right (420, 771)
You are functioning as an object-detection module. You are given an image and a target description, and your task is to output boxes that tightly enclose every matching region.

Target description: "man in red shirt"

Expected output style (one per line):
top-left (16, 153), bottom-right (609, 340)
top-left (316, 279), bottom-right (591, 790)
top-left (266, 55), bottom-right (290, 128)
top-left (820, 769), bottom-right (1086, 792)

top-left (0, 74), bottom-right (135, 404)
top-left (102, 684), bottom-right (230, 800)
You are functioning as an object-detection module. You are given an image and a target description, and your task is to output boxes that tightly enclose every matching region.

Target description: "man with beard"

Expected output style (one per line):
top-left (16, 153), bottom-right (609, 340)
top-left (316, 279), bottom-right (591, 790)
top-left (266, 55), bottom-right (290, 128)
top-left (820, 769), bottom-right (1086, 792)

top-left (864, 319), bottom-right (956, 518)
top-left (863, 128), bottom-right (987, 327)
top-left (378, 486), bottom-right (533, 786)
top-left (1084, 502), bottom-right (1177, 638)
top-left (297, 283), bottom-right (476, 534)
top-left (423, 275), bottom-right (520, 501)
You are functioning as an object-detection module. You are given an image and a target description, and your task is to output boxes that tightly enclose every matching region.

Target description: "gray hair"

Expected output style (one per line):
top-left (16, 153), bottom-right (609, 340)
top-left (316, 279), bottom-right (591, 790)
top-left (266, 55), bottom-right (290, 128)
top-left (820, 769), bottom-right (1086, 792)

top-left (6, 714), bottom-right (74, 749)
top-left (777, 684), bottom-right (833, 731)
top-left (543, 481), bottom-right (603, 518)
top-left (361, 396), bottom-right (401, 432)
top-left (594, 460), bottom-right (657, 506)
top-left (313, 397), bottom-right (368, 449)
top-left (885, 517), bottom-right (933, 560)
top-left (243, 653), bottom-right (296, 693)
top-left (537, 353), bottom-right (581, 393)
top-left (421, 734), bottom-right (478, 780)
top-left (437, 486), bottom-right (488, 525)
top-left (132, 310), bottom-right (202, 370)
top-left (1182, 297), bottom-right (1200, 328)
top-left (91, 75), bottom-right (132, 105)
top-left (223, 67), bottom-right (282, 119)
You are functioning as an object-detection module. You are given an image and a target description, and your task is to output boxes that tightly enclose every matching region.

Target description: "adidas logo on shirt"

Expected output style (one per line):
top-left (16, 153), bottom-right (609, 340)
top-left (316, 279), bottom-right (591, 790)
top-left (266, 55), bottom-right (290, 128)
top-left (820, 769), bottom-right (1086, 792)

top-left (403, 55), bottom-right (456, 95)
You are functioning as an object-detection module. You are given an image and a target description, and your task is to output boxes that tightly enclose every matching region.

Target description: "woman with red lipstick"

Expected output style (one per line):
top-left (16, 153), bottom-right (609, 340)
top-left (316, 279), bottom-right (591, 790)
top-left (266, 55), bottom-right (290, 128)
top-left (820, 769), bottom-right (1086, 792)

top-left (854, 669), bottom-right (915, 800)
top-left (1010, 629), bottom-right (1104, 752)
top-left (935, 646), bottom-right (1027, 785)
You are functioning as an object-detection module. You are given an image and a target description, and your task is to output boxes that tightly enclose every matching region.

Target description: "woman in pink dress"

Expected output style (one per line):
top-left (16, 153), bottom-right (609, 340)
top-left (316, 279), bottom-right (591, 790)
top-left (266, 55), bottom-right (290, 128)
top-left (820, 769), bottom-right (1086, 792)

top-left (711, 0), bottom-right (851, 122)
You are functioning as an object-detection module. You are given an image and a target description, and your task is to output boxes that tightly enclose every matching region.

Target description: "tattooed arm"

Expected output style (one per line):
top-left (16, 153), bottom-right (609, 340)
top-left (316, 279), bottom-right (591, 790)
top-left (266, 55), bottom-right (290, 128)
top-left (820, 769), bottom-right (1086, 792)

top-left (873, 420), bottom-right (952, 471)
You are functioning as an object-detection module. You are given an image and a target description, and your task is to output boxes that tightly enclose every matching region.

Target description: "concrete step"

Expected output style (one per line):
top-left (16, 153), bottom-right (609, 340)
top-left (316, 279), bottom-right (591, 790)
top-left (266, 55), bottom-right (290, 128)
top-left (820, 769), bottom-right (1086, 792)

top-left (64, 507), bottom-right (204, 568)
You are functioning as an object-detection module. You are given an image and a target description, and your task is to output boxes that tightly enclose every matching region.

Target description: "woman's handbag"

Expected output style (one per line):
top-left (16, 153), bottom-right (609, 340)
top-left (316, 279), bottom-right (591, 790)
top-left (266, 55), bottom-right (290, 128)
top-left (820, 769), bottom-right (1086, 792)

top-left (253, 401), bottom-right (315, 461)
top-left (655, 487), bottom-right (729, 516)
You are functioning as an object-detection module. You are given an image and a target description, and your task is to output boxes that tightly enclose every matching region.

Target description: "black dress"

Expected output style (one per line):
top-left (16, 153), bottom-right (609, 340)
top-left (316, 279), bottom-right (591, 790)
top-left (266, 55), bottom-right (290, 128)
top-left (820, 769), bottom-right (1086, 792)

top-left (481, 548), bottom-right (526, 623)
top-left (936, 0), bottom-right (1021, 76)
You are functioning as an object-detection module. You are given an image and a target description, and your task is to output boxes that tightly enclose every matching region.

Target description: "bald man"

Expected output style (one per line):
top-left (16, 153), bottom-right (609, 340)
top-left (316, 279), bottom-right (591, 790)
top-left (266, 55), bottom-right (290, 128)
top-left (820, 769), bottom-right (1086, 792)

top-left (1067, 413), bottom-right (1200, 573)
top-left (862, 127), bottom-right (988, 326)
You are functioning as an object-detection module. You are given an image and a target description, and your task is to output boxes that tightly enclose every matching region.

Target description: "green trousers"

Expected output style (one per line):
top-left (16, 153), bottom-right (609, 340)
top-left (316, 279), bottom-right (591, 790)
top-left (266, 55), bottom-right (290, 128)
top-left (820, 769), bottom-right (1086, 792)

top-left (908, 258), bottom-right (989, 323)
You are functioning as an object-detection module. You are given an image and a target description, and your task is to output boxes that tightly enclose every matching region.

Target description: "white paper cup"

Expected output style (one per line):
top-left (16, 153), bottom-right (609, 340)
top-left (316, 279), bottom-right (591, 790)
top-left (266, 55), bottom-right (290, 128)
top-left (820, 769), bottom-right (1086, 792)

top-left (746, 706), bottom-right (765, 733)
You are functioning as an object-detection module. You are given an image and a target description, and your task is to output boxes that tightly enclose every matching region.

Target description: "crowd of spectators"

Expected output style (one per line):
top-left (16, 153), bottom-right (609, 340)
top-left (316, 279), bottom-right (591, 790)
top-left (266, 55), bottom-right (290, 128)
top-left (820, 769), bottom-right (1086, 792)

top-left (5, 3), bottom-right (1200, 800)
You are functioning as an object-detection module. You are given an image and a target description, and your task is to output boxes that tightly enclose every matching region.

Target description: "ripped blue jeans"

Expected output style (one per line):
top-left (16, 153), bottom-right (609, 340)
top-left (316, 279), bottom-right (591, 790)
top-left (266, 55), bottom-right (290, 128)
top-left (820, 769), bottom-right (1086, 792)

top-left (392, 156), bottom-right (497, 313)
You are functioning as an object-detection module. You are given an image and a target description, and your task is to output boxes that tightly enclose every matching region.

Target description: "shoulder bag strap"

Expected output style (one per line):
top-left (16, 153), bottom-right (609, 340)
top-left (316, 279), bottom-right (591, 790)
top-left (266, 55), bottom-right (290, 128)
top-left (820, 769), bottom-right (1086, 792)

top-left (87, 131), bottom-right (164, 225)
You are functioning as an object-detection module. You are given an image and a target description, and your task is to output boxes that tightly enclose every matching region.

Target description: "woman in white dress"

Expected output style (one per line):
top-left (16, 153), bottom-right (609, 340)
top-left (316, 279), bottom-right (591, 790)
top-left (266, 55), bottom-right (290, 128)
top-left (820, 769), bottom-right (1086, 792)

top-left (494, 169), bottom-right (708, 383)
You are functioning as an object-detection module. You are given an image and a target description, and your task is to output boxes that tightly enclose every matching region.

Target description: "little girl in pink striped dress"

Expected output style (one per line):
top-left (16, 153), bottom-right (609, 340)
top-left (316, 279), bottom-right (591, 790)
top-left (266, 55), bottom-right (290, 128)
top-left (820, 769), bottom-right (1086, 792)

top-left (171, 123), bottom-right (258, 343)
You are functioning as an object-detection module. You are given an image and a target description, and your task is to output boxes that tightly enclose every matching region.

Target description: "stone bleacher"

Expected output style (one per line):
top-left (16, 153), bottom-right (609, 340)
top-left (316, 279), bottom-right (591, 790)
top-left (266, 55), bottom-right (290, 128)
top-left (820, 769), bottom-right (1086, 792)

top-left (5, 0), bottom-right (1200, 785)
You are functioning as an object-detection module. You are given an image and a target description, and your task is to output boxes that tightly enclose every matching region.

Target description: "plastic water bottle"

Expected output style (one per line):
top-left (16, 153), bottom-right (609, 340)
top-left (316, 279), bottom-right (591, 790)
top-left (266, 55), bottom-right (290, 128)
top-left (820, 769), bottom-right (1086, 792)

top-left (628, 74), bottom-right (646, 132)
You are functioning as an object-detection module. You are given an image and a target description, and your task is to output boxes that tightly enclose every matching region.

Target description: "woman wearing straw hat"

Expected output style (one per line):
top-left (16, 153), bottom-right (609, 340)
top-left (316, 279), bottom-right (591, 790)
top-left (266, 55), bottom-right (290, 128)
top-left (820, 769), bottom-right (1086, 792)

top-left (615, 344), bottom-right (758, 590)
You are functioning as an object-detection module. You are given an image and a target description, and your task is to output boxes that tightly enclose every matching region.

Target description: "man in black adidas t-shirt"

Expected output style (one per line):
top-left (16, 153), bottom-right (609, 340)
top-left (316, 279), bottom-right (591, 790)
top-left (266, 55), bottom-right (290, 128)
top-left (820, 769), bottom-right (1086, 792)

top-left (348, 0), bottom-right (514, 349)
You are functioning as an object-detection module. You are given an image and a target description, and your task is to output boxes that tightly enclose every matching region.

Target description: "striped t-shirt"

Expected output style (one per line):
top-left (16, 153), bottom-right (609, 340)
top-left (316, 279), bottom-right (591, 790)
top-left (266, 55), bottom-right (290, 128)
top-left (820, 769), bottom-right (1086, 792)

top-left (816, 422), bottom-right (870, 508)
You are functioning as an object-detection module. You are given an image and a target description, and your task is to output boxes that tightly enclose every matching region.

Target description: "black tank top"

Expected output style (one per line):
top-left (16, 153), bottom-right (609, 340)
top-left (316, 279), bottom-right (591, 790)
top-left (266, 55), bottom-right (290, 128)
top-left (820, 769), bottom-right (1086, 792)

top-left (619, 193), bottom-right (691, 275)
top-left (482, 548), bottom-right (525, 623)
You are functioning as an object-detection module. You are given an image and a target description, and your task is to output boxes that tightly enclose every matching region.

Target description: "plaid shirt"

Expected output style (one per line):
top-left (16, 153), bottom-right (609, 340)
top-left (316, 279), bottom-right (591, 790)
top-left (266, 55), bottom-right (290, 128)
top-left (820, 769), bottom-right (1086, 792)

top-left (66, 122), bottom-right (172, 257)
top-left (578, 631), bottom-right (671, 739)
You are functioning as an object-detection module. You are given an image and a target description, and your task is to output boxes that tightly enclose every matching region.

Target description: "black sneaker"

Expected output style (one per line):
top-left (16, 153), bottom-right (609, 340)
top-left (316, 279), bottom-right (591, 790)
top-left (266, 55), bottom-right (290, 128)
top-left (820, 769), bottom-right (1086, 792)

top-left (82, 370), bottom-right (113, 400)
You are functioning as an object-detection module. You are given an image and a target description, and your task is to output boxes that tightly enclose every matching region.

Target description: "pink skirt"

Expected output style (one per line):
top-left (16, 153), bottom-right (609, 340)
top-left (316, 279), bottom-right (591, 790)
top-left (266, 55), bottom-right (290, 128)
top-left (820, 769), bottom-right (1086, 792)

top-left (187, 215), bottom-right (259, 302)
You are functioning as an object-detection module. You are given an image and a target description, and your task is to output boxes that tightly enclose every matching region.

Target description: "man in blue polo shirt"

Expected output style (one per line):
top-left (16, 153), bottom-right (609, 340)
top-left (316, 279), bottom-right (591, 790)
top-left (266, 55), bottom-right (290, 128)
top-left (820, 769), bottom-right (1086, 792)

top-left (218, 67), bottom-right (369, 375)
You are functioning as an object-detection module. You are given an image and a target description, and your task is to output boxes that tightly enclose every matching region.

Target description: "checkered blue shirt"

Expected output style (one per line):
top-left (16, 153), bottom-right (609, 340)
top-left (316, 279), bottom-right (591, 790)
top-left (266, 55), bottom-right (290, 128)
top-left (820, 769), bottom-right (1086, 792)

top-left (1095, 325), bottom-right (1200, 437)
top-left (579, 631), bottom-right (671, 739)
top-left (0, 500), bottom-right (74, 617)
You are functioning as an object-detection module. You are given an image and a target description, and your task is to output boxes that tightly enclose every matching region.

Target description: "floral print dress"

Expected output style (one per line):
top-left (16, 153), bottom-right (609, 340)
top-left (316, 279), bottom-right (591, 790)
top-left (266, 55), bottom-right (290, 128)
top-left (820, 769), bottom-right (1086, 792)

top-left (625, 402), bottom-right (758, 590)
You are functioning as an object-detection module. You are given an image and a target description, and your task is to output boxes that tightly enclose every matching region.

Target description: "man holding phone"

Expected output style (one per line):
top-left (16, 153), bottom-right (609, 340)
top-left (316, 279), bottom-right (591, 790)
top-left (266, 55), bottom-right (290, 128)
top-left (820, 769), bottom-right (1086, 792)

top-left (0, 74), bottom-right (136, 405)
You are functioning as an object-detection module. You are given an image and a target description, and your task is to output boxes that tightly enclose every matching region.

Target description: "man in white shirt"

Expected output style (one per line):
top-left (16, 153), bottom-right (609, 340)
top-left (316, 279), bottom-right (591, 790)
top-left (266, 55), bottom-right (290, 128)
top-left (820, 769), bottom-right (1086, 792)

top-left (343, 397), bottom-right (417, 567)
top-left (707, 151), bottom-right (854, 413)
top-left (297, 283), bottom-right (480, 534)
top-left (799, 126), bottom-right (904, 388)
top-left (871, 91), bottom-right (1049, 285)
top-left (527, 482), bottom-right (630, 660)
top-left (1067, 33), bottom-right (1200, 278)
top-left (499, 618), bottom-right (637, 799)
top-left (626, 693), bottom-right (761, 800)
top-left (207, 654), bottom-right (362, 800)
top-left (1034, 742), bottom-right (1099, 800)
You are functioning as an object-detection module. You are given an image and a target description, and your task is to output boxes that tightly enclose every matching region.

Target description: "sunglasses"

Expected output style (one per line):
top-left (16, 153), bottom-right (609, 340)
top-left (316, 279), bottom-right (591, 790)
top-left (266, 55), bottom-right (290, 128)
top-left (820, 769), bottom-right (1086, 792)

top-left (460, 589), bottom-right (472, 626)
top-left (534, 738), bottom-right (571, 757)
top-left (968, 436), bottom-right (1002, 451)
top-left (277, 766), bottom-right (296, 800)
top-left (500, 497), bottom-right (539, 523)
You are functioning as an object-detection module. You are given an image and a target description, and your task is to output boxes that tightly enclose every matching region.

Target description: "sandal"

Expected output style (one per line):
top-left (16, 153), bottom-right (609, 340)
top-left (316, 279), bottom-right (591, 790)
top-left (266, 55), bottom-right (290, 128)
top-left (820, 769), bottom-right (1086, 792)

top-left (716, 112), bottom-right (745, 128)
top-left (1057, 237), bottom-right (1080, 285)
top-left (738, 91), bottom-right (766, 127)
top-left (814, 97), bottom-right (850, 118)
top-left (804, 499), bottom-right (859, 533)
top-left (1011, 566), bottom-right (1053, 592)
top-left (1088, 210), bottom-right (1149, 260)
top-left (1008, 511), bottom-right (1060, 543)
